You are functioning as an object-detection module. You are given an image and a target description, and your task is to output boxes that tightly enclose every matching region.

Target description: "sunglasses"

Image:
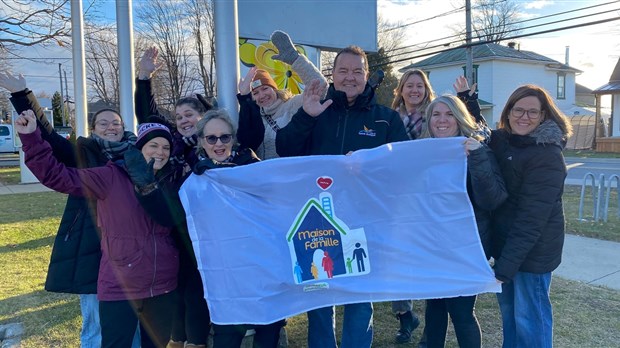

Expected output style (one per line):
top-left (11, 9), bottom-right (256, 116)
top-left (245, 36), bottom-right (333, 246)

top-left (203, 134), bottom-right (233, 145)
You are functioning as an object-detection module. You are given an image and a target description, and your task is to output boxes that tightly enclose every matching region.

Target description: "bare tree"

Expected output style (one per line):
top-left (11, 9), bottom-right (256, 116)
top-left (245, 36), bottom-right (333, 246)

top-left (84, 24), bottom-right (120, 107)
top-left (188, 0), bottom-right (216, 98)
top-left (472, 0), bottom-right (522, 43)
top-left (0, 0), bottom-right (70, 50)
top-left (136, 0), bottom-right (197, 108)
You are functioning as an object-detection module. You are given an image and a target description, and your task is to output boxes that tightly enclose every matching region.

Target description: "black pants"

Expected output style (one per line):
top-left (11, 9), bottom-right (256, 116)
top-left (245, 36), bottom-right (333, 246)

top-left (424, 295), bottom-right (481, 348)
top-left (212, 319), bottom-right (286, 348)
top-left (100, 291), bottom-right (177, 348)
top-left (170, 266), bottom-right (211, 344)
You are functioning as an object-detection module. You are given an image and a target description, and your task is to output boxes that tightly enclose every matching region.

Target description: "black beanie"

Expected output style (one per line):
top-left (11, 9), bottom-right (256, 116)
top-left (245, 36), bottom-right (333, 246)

top-left (135, 122), bottom-right (173, 150)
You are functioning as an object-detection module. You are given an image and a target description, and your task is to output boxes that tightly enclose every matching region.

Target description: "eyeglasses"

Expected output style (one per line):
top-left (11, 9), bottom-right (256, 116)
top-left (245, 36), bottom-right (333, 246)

top-left (95, 121), bottom-right (123, 128)
top-left (202, 134), bottom-right (233, 145)
top-left (511, 107), bottom-right (542, 120)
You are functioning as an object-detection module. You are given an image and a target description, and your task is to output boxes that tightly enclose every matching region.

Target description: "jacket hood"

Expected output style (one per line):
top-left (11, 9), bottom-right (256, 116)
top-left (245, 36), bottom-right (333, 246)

top-left (326, 83), bottom-right (376, 110)
top-left (527, 119), bottom-right (566, 146)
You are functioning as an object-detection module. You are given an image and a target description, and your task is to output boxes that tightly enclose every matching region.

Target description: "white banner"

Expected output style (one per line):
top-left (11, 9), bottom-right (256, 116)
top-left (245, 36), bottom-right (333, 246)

top-left (179, 138), bottom-right (501, 325)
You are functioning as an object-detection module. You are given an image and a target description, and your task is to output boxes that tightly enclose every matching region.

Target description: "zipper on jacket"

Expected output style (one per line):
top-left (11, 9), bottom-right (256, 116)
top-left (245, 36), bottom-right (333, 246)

top-left (150, 226), bottom-right (157, 298)
top-left (64, 209), bottom-right (83, 241)
top-left (339, 109), bottom-right (350, 154)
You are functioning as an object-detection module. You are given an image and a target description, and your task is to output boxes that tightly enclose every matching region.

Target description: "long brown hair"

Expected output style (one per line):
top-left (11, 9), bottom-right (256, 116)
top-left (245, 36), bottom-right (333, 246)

top-left (498, 85), bottom-right (573, 137)
top-left (391, 69), bottom-right (436, 115)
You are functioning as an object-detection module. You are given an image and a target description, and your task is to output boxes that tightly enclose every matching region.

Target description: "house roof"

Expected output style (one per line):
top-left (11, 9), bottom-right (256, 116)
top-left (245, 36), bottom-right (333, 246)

top-left (400, 43), bottom-right (581, 73)
top-left (593, 58), bottom-right (620, 95)
top-left (575, 83), bottom-right (593, 95)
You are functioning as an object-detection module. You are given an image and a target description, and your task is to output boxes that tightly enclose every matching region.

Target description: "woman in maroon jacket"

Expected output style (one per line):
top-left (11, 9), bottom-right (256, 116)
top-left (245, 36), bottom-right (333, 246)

top-left (16, 110), bottom-right (179, 348)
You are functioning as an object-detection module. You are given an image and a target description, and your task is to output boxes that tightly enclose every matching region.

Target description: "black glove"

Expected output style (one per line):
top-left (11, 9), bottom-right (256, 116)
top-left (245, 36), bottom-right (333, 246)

top-left (123, 147), bottom-right (156, 192)
top-left (233, 148), bottom-right (261, 165)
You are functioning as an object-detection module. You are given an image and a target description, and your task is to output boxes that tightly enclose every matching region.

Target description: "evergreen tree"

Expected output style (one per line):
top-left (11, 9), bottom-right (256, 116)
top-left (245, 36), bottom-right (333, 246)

top-left (367, 48), bottom-right (398, 108)
top-left (51, 91), bottom-right (63, 127)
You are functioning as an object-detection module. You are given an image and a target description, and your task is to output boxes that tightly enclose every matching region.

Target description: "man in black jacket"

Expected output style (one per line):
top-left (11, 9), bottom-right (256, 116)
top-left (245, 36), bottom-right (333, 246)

top-left (276, 46), bottom-right (408, 348)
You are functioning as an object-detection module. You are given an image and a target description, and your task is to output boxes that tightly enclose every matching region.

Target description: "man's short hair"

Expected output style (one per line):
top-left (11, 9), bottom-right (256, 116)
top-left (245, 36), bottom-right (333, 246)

top-left (333, 45), bottom-right (369, 73)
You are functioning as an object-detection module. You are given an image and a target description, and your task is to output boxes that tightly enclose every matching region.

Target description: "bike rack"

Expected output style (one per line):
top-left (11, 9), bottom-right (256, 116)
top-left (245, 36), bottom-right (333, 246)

top-left (578, 172), bottom-right (599, 221)
top-left (602, 174), bottom-right (620, 222)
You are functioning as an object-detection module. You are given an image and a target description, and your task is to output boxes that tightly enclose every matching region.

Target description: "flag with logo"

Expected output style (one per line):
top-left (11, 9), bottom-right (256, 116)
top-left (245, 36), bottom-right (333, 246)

top-left (179, 138), bottom-right (501, 325)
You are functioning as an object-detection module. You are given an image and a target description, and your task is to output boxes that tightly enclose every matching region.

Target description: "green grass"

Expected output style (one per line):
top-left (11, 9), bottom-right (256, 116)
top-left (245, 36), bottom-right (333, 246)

top-left (564, 185), bottom-right (620, 242)
top-left (1, 191), bottom-right (619, 347)
top-left (0, 166), bottom-right (20, 185)
top-left (563, 149), bottom-right (620, 158)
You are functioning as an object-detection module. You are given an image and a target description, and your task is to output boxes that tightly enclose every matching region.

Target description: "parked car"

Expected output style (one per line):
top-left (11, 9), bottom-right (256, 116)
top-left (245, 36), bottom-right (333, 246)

top-left (0, 124), bottom-right (18, 153)
top-left (55, 126), bottom-right (73, 140)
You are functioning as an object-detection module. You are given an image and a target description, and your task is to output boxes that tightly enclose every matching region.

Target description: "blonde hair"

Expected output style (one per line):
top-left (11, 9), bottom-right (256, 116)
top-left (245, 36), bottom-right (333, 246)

top-left (421, 95), bottom-right (482, 140)
top-left (391, 69), bottom-right (436, 114)
top-left (498, 84), bottom-right (572, 137)
top-left (195, 109), bottom-right (236, 158)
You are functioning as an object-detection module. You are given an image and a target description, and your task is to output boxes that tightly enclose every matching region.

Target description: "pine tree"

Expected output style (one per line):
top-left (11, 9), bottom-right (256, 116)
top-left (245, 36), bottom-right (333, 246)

top-left (51, 91), bottom-right (63, 127)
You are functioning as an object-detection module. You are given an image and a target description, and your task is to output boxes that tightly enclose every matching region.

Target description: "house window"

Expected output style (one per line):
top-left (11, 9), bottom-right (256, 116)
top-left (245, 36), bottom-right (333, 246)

top-left (557, 73), bottom-right (566, 100)
top-left (461, 65), bottom-right (479, 91)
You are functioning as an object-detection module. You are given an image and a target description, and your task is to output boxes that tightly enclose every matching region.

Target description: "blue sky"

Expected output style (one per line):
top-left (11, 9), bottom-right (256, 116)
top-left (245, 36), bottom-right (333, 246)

top-left (8, 0), bottom-right (620, 97)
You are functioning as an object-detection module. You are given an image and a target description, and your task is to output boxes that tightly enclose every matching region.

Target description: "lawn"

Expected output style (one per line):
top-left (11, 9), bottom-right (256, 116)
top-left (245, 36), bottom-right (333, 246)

top-left (0, 166), bottom-right (20, 185)
top-left (1, 191), bottom-right (620, 347)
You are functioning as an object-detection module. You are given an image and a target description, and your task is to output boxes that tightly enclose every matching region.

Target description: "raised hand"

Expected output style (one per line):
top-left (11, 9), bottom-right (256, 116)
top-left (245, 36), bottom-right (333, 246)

top-left (271, 30), bottom-right (299, 65)
top-left (123, 146), bottom-right (156, 189)
top-left (15, 110), bottom-right (37, 134)
top-left (138, 46), bottom-right (164, 80)
top-left (0, 72), bottom-right (27, 93)
top-left (453, 76), bottom-right (477, 96)
top-left (302, 79), bottom-right (332, 117)
top-left (238, 66), bottom-right (257, 95)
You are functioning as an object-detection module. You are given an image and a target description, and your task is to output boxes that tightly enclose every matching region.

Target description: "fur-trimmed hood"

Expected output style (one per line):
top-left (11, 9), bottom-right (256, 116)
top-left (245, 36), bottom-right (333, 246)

top-left (527, 119), bottom-right (566, 146)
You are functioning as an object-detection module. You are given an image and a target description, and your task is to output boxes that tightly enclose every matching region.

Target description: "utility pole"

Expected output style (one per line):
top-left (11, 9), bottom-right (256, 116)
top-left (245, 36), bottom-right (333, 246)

top-left (58, 63), bottom-right (64, 128)
top-left (63, 70), bottom-right (70, 126)
top-left (465, 0), bottom-right (474, 86)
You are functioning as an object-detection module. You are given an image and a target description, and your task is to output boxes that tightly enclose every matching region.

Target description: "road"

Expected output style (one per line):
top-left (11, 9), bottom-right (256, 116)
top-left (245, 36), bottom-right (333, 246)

top-left (565, 157), bottom-right (620, 186)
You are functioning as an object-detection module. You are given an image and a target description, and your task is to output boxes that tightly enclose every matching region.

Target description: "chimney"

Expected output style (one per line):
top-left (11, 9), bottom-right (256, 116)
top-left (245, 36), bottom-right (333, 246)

top-left (565, 46), bottom-right (570, 65)
top-left (507, 42), bottom-right (516, 49)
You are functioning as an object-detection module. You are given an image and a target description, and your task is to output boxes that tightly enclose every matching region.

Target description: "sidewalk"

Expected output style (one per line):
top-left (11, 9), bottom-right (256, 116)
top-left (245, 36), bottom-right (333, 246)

top-left (0, 181), bottom-right (618, 291)
top-left (0, 182), bottom-right (51, 195)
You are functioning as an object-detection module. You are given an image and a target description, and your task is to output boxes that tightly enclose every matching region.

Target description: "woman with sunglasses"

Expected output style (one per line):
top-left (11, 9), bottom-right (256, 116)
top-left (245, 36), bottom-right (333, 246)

top-left (191, 109), bottom-right (288, 348)
top-left (488, 85), bottom-right (572, 348)
top-left (419, 95), bottom-right (506, 348)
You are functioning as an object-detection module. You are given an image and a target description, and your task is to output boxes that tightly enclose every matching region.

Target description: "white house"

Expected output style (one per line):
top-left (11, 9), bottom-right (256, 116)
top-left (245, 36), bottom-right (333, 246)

top-left (399, 42), bottom-right (581, 128)
top-left (593, 57), bottom-right (620, 152)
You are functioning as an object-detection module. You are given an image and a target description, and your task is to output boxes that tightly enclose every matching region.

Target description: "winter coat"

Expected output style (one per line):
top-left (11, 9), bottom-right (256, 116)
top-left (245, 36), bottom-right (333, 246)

top-left (467, 143), bottom-right (508, 257)
top-left (488, 120), bottom-right (568, 282)
top-left (237, 54), bottom-right (327, 159)
top-left (10, 89), bottom-right (104, 294)
top-left (21, 129), bottom-right (179, 301)
top-left (276, 83), bottom-right (408, 156)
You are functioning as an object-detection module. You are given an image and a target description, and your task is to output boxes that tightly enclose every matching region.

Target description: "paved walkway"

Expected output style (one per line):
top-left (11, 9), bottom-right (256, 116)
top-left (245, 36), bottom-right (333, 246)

top-left (1, 181), bottom-right (618, 291)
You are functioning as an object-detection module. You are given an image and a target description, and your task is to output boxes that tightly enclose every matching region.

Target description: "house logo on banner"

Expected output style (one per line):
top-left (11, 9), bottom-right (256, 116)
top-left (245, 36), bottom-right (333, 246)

top-left (286, 176), bottom-right (370, 287)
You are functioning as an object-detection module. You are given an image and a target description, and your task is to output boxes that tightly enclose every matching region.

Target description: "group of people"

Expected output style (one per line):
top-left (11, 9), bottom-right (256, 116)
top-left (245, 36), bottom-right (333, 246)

top-left (0, 29), bottom-right (572, 348)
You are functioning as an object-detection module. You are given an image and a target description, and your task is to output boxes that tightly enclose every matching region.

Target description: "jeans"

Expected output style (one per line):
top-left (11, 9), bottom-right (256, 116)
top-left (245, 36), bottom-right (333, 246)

top-left (79, 294), bottom-right (101, 348)
top-left (496, 271), bottom-right (553, 348)
top-left (425, 296), bottom-right (480, 348)
top-left (307, 302), bottom-right (373, 348)
top-left (170, 266), bottom-right (210, 345)
top-left (212, 320), bottom-right (285, 348)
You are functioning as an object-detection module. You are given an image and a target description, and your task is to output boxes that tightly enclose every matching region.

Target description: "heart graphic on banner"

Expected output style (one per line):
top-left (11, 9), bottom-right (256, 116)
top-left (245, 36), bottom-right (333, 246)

top-left (316, 177), bottom-right (333, 190)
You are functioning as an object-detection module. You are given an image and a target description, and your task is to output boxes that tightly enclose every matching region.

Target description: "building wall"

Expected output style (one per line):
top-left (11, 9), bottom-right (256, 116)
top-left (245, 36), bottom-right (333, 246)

top-left (416, 59), bottom-right (576, 128)
top-left (613, 95), bottom-right (620, 137)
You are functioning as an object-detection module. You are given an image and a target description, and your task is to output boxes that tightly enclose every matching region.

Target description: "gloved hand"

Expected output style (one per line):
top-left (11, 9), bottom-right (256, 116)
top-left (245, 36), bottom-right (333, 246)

top-left (123, 146), bottom-right (156, 191)
top-left (271, 30), bottom-right (299, 65)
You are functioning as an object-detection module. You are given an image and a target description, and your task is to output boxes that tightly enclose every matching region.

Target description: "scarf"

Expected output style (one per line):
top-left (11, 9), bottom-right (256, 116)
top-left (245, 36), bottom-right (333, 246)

top-left (400, 103), bottom-right (424, 140)
top-left (90, 131), bottom-right (137, 160)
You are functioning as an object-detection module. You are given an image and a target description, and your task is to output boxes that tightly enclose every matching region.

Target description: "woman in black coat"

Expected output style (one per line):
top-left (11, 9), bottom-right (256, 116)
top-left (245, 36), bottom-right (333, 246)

top-left (488, 85), bottom-right (572, 348)
top-left (421, 95), bottom-right (507, 348)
